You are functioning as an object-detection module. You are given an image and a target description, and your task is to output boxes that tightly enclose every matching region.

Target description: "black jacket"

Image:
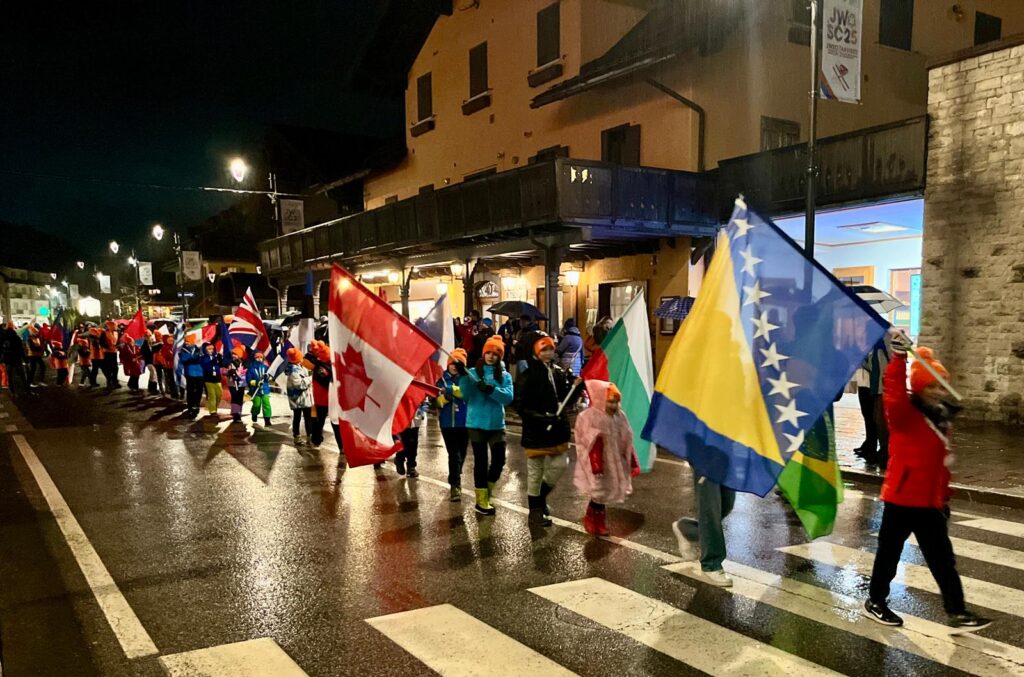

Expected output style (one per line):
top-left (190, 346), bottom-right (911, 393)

top-left (513, 359), bottom-right (580, 449)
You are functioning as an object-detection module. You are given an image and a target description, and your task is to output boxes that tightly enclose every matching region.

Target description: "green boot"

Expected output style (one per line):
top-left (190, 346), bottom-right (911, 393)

top-left (475, 488), bottom-right (496, 516)
top-left (487, 481), bottom-right (497, 503)
top-left (449, 487), bottom-right (462, 503)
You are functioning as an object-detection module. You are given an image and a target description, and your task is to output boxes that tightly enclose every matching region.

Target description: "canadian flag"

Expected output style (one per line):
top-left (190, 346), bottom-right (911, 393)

top-left (327, 264), bottom-right (439, 466)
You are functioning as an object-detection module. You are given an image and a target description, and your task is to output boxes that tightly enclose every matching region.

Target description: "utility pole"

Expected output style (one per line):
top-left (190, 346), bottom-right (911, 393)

top-left (805, 0), bottom-right (820, 256)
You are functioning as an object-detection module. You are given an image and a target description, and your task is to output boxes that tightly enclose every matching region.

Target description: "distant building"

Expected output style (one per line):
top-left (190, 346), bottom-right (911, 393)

top-left (0, 267), bottom-right (61, 326)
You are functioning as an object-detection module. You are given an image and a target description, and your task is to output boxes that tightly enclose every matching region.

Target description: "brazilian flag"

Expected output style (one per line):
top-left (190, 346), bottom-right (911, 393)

top-left (776, 404), bottom-right (843, 539)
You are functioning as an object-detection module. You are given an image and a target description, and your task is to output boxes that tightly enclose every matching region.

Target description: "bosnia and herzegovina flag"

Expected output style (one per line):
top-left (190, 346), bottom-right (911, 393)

top-left (642, 198), bottom-right (887, 533)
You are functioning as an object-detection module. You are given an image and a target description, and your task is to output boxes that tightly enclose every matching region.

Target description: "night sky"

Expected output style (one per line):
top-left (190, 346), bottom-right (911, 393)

top-left (0, 2), bottom-right (403, 263)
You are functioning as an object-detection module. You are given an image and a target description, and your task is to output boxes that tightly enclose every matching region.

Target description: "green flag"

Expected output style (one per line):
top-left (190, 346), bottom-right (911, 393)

top-left (776, 405), bottom-right (843, 539)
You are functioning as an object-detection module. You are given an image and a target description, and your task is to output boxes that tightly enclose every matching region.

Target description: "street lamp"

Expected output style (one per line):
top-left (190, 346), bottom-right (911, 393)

top-left (76, 261), bottom-right (85, 269)
top-left (450, 263), bottom-right (465, 278)
top-left (109, 240), bottom-right (120, 255)
top-left (151, 225), bottom-right (187, 321)
top-left (229, 157), bottom-right (249, 183)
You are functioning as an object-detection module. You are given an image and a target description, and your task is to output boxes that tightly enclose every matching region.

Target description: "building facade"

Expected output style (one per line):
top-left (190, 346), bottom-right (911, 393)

top-left (921, 34), bottom-right (1024, 423)
top-left (259, 0), bottom-right (1024, 378)
top-left (0, 267), bottom-right (61, 326)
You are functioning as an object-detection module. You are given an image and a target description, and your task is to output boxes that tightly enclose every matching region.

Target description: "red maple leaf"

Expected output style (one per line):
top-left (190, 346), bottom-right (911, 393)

top-left (334, 345), bottom-right (380, 411)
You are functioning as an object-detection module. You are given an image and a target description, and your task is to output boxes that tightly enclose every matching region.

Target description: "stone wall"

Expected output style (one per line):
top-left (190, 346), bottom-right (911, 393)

top-left (922, 39), bottom-right (1024, 423)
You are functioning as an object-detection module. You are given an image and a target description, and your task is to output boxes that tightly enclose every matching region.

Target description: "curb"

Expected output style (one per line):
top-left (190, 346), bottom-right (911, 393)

top-left (840, 467), bottom-right (1024, 510)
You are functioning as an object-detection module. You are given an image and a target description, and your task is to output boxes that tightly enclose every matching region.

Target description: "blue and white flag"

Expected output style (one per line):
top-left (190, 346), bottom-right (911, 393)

top-left (414, 293), bottom-right (454, 383)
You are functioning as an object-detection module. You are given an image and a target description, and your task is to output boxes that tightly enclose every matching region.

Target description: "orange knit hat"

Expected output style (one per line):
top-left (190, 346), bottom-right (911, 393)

top-left (447, 348), bottom-right (468, 365)
top-left (910, 346), bottom-right (949, 393)
top-left (287, 347), bottom-right (302, 364)
top-left (606, 383), bottom-right (622, 402)
top-left (482, 335), bottom-right (505, 359)
top-left (184, 334), bottom-right (197, 346)
top-left (533, 335), bottom-right (556, 356)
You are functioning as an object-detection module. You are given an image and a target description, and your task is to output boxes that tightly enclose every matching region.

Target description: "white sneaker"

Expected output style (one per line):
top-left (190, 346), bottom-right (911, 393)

top-left (671, 519), bottom-right (699, 561)
top-left (703, 569), bottom-right (733, 587)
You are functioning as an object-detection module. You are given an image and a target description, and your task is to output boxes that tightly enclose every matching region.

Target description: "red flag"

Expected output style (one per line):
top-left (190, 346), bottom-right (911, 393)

top-left (580, 347), bottom-right (609, 381)
top-left (327, 264), bottom-right (439, 467)
top-left (123, 310), bottom-right (147, 342)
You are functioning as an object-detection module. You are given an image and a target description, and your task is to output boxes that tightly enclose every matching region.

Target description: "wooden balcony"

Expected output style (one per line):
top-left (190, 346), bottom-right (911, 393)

top-left (259, 157), bottom-right (718, 276)
top-left (716, 116), bottom-right (928, 219)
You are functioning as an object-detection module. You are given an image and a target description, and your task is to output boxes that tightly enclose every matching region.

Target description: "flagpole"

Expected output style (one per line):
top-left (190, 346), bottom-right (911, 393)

top-left (906, 345), bottom-right (963, 402)
top-left (805, 0), bottom-right (820, 256)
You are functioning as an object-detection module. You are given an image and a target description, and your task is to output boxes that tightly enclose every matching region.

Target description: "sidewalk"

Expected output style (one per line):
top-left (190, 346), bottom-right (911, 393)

top-left (834, 393), bottom-right (1024, 505)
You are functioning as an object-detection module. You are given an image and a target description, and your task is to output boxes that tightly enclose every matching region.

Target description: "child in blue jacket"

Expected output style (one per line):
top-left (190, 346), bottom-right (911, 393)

top-left (458, 335), bottom-right (513, 515)
top-left (247, 351), bottom-right (272, 426)
top-left (436, 348), bottom-right (469, 501)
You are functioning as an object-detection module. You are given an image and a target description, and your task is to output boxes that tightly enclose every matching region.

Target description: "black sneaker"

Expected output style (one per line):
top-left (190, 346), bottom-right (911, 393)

top-left (395, 462), bottom-right (406, 476)
top-left (407, 468), bottom-right (419, 478)
top-left (949, 612), bottom-right (992, 633)
top-left (863, 600), bottom-right (903, 626)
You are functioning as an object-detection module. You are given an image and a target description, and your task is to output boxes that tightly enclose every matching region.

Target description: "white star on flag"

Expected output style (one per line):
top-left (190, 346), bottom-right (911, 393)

top-left (739, 245), bottom-right (762, 276)
top-left (783, 429), bottom-right (806, 453)
top-left (742, 280), bottom-right (771, 307)
top-left (759, 343), bottom-right (789, 370)
top-left (732, 218), bottom-right (755, 240)
top-left (751, 310), bottom-right (779, 341)
top-left (767, 371), bottom-right (799, 399)
top-left (775, 399), bottom-right (808, 428)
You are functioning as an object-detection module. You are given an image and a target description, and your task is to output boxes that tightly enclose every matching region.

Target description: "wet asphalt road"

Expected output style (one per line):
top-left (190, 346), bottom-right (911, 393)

top-left (2, 385), bottom-right (1024, 676)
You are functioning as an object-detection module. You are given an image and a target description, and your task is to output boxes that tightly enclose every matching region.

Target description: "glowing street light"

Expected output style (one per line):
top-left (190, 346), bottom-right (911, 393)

top-left (127, 256), bottom-right (137, 266)
top-left (229, 157), bottom-right (249, 183)
top-left (387, 270), bottom-right (401, 284)
top-left (109, 240), bottom-right (120, 255)
top-left (76, 261), bottom-right (85, 269)
top-left (151, 224), bottom-right (165, 241)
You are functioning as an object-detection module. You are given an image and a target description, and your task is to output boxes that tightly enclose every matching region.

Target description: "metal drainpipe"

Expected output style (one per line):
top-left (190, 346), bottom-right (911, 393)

top-left (645, 78), bottom-right (706, 173)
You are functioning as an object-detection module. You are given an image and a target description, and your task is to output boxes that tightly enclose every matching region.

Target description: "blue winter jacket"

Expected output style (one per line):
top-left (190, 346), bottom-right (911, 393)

top-left (200, 346), bottom-right (223, 383)
top-left (179, 345), bottom-right (204, 379)
top-left (246, 360), bottom-right (271, 396)
top-left (459, 364), bottom-right (514, 431)
top-left (436, 370), bottom-right (468, 428)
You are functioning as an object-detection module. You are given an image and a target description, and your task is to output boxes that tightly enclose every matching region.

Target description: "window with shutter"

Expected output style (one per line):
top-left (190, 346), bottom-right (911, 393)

top-left (469, 42), bottom-right (488, 98)
top-left (879, 0), bottom-right (914, 51)
top-left (974, 12), bottom-right (1002, 46)
top-left (416, 73), bottom-right (432, 122)
top-left (537, 2), bottom-right (560, 66)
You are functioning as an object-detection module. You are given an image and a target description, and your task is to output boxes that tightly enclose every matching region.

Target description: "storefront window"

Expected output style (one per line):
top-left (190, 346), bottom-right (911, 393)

top-left (889, 267), bottom-right (920, 331)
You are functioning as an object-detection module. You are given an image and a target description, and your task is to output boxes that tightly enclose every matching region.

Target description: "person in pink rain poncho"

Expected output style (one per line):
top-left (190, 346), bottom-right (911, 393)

top-left (573, 380), bottom-right (640, 536)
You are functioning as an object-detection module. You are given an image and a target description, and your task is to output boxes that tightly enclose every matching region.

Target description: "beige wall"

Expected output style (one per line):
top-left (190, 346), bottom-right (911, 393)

top-left (364, 0), bottom-right (1023, 208)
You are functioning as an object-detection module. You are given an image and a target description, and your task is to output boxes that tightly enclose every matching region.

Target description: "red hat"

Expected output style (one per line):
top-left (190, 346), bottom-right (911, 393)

top-left (287, 347), bottom-right (302, 364)
top-left (447, 348), bottom-right (468, 366)
top-left (910, 346), bottom-right (949, 393)
top-left (533, 335), bottom-right (556, 356)
top-left (482, 335), bottom-right (505, 359)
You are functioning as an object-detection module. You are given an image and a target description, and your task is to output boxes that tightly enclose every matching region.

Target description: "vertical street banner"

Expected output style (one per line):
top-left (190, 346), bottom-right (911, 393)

top-left (182, 251), bottom-right (202, 280)
top-left (820, 0), bottom-right (862, 104)
top-left (280, 198), bottom-right (305, 235)
top-left (138, 261), bottom-right (153, 286)
top-left (98, 274), bottom-right (111, 294)
top-left (69, 284), bottom-right (80, 300)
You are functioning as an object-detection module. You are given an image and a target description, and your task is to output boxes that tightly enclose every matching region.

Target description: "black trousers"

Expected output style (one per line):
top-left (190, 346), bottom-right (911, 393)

top-left (89, 360), bottom-right (102, 386)
top-left (869, 503), bottom-right (965, 614)
top-left (56, 368), bottom-right (68, 385)
top-left (102, 353), bottom-right (119, 388)
top-left (27, 356), bottom-right (46, 383)
top-left (291, 407), bottom-right (311, 437)
top-left (858, 387), bottom-right (877, 453)
top-left (310, 405), bottom-right (328, 445)
top-left (185, 376), bottom-right (204, 410)
top-left (469, 428), bottom-right (506, 489)
top-left (161, 367), bottom-right (180, 399)
top-left (396, 426), bottom-right (420, 470)
top-left (441, 427), bottom-right (469, 487)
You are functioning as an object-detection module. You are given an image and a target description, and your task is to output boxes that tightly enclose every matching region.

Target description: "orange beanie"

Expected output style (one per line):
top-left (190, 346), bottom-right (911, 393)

top-left (606, 383), bottom-right (622, 402)
top-left (287, 347), bottom-right (302, 364)
top-left (448, 348), bottom-right (468, 365)
top-left (184, 334), bottom-right (197, 346)
top-left (482, 335), bottom-right (505, 359)
top-left (533, 336), bottom-right (556, 356)
top-left (910, 347), bottom-right (949, 393)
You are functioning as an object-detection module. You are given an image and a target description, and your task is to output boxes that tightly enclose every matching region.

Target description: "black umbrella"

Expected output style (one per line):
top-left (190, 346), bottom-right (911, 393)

top-left (486, 300), bottom-right (547, 321)
top-left (848, 285), bottom-right (904, 314)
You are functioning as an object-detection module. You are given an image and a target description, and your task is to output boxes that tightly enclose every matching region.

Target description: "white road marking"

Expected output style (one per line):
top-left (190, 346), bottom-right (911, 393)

top-left (955, 517), bottom-right (1024, 540)
top-left (160, 638), bottom-right (306, 676)
top-left (530, 577), bottom-right (839, 676)
top-left (780, 541), bottom-right (1024, 618)
top-left (12, 434), bottom-right (158, 658)
top-left (872, 532), bottom-right (1024, 572)
top-left (366, 603), bottom-right (575, 676)
top-left (663, 560), bottom-right (1024, 674)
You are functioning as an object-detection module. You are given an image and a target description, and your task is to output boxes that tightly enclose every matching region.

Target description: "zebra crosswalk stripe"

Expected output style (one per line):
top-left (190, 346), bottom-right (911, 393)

top-left (872, 532), bottom-right (1024, 572)
top-left (663, 560), bottom-right (1024, 674)
top-left (779, 541), bottom-right (1024, 617)
top-left (529, 577), bottom-right (840, 676)
top-left (366, 604), bottom-right (576, 676)
top-left (954, 517), bottom-right (1024, 540)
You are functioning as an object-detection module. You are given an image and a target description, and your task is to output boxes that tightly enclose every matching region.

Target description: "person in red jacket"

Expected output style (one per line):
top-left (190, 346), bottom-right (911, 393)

top-left (864, 330), bottom-right (991, 631)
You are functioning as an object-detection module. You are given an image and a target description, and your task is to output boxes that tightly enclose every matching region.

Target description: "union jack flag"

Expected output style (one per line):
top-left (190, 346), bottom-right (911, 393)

top-left (229, 286), bottom-right (271, 353)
